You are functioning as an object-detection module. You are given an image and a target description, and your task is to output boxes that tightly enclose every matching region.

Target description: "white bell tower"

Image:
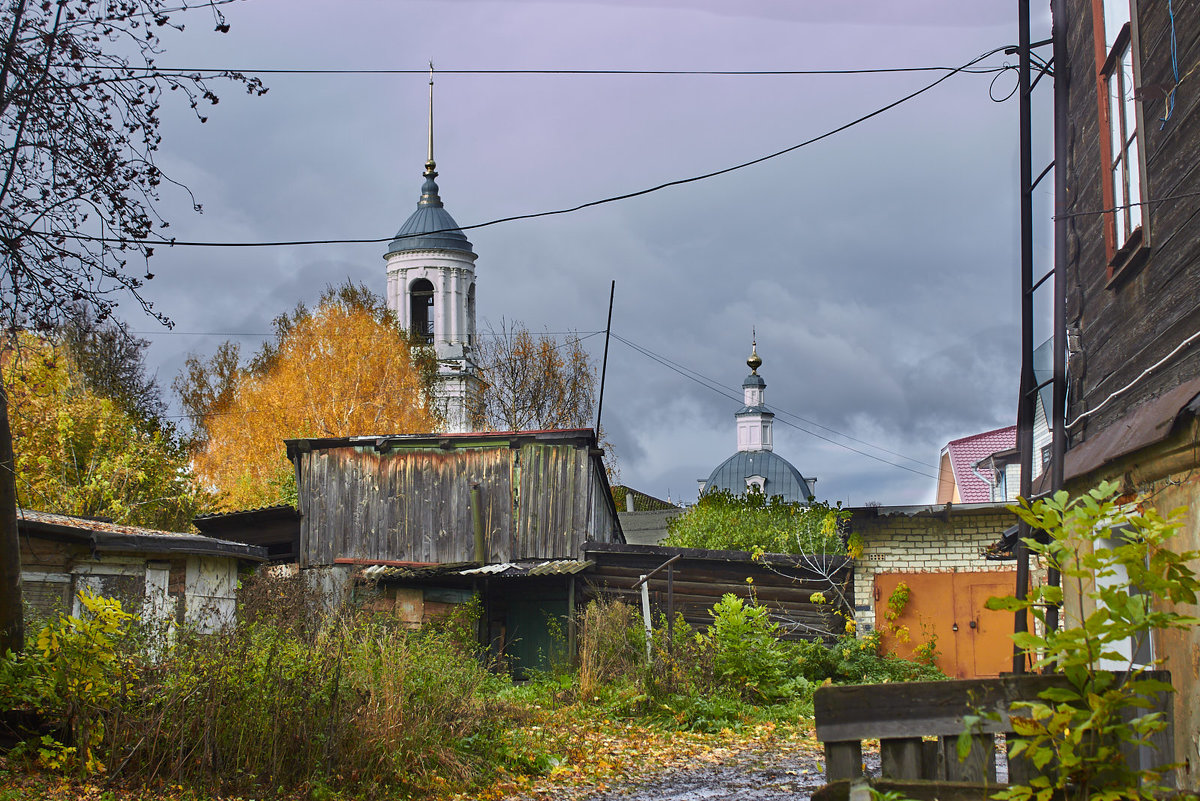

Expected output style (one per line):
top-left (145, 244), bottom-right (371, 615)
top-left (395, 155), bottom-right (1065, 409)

top-left (384, 67), bottom-right (482, 432)
top-left (736, 338), bottom-right (774, 453)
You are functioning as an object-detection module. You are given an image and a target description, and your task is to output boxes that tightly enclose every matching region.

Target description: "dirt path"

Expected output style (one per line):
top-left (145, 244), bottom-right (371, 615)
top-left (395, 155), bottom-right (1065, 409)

top-left (498, 732), bottom-right (853, 801)
top-left (578, 744), bottom-right (830, 801)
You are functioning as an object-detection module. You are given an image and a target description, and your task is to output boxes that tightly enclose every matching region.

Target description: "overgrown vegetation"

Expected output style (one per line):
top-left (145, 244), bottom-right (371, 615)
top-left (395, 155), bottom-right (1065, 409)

top-left (0, 575), bottom-right (943, 798)
top-left (574, 593), bottom-right (941, 734)
top-left (662, 488), bottom-right (848, 555)
top-left (981, 482), bottom-right (1200, 801)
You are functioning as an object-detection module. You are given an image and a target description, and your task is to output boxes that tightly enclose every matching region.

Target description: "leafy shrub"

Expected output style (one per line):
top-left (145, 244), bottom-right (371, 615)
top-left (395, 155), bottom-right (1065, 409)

top-left (0, 590), bottom-right (138, 775)
top-left (703, 594), bottom-right (789, 702)
top-left (662, 489), bottom-right (847, 554)
top-left (984, 482), bottom-right (1200, 801)
top-left (789, 631), bottom-right (944, 685)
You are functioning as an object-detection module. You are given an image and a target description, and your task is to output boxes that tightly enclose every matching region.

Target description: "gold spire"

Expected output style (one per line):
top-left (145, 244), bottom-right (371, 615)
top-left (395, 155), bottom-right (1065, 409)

top-left (425, 61), bottom-right (436, 176)
top-left (747, 330), bottom-right (762, 374)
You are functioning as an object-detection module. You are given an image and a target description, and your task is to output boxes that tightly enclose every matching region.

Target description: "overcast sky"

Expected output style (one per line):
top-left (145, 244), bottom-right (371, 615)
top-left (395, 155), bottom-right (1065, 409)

top-left (126, 0), bottom-right (1057, 508)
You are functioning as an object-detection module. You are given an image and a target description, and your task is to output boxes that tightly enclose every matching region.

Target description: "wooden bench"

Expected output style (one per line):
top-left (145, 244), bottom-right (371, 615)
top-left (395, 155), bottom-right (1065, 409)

top-left (813, 673), bottom-right (1174, 788)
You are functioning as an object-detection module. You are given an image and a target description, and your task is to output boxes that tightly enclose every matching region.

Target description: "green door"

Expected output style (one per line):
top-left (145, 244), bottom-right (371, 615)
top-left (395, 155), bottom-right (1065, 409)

top-left (506, 596), bottom-right (568, 677)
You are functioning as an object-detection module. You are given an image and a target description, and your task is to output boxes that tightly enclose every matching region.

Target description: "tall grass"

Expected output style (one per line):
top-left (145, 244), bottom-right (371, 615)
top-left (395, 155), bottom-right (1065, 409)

top-left (86, 574), bottom-right (531, 796)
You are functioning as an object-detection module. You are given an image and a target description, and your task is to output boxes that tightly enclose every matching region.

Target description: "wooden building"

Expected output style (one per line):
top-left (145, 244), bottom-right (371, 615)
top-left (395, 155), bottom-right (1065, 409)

top-left (285, 429), bottom-right (622, 670)
top-left (1056, 0), bottom-right (1200, 784)
top-left (18, 509), bottom-right (266, 633)
top-left (581, 542), bottom-right (851, 642)
top-left (286, 428), bottom-right (622, 568)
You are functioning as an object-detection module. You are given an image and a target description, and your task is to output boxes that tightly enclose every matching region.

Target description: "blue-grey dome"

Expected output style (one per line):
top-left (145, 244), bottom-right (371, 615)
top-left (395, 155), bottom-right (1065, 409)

top-left (743, 373), bottom-right (765, 388)
top-left (704, 450), bottom-right (813, 503)
top-left (385, 171), bottom-right (474, 257)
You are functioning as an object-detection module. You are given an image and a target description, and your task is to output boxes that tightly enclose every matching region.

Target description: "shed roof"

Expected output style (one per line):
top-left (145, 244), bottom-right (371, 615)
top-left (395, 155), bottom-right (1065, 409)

top-left (360, 558), bottom-right (593, 581)
top-left (18, 509), bottom-right (267, 561)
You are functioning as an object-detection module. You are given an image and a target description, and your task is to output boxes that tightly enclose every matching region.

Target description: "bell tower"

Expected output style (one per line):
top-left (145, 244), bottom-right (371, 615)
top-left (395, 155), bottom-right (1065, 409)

top-left (384, 67), bottom-right (482, 432)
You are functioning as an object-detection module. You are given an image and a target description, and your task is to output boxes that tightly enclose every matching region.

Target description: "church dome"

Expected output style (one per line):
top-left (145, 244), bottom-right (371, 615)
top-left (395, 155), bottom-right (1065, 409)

top-left (385, 173), bottom-right (475, 257)
top-left (703, 450), bottom-right (814, 503)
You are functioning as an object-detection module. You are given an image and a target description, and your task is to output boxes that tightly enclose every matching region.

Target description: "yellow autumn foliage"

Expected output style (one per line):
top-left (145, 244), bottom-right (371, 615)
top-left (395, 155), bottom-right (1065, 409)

top-left (195, 302), bottom-right (438, 511)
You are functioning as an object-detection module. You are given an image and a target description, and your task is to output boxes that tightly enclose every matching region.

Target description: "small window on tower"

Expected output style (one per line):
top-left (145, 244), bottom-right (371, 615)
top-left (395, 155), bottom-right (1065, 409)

top-left (410, 278), bottom-right (435, 344)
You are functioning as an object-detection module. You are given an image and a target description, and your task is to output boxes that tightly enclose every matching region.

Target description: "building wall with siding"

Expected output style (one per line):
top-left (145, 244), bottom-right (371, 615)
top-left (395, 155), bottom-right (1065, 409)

top-left (1063, 0), bottom-right (1200, 442)
top-left (294, 434), bottom-right (619, 567)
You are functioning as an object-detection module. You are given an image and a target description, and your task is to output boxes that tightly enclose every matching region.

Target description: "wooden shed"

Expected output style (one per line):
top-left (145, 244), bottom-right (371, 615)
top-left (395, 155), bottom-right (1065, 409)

top-left (286, 429), bottom-right (623, 569)
top-left (18, 509), bottom-right (267, 633)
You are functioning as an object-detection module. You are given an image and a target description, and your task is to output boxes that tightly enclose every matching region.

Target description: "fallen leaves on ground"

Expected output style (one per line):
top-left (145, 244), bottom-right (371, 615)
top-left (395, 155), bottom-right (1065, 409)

top-left (464, 713), bottom-right (824, 801)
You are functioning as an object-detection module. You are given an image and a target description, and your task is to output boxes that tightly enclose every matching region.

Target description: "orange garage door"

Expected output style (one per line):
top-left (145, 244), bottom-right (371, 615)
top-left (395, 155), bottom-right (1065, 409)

top-left (874, 571), bottom-right (1018, 679)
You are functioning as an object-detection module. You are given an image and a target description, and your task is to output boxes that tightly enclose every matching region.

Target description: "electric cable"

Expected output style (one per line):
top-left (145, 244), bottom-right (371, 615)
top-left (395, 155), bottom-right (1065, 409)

top-left (610, 333), bottom-right (941, 480)
top-left (57, 45), bottom-right (1014, 250)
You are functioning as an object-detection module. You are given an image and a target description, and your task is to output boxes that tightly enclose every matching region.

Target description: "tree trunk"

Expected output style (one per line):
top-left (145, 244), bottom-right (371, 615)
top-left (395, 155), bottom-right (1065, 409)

top-left (0, 382), bottom-right (23, 654)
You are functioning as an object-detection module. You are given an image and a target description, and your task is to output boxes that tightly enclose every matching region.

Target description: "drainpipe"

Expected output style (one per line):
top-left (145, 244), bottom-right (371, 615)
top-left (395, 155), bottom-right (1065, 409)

top-left (471, 483), bottom-right (485, 562)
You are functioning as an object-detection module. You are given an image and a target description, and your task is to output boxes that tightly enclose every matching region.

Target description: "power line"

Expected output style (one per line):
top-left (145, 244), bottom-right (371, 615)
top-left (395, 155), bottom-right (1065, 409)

top-left (60, 44), bottom-right (1012, 251)
top-left (610, 333), bottom-right (940, 481)
top-left (129, 329), bottom-right (605, 338)
top-left (1051, 188), bottom-right (1200, 220)
top-left (91, 64), bottom-right (1015, 77)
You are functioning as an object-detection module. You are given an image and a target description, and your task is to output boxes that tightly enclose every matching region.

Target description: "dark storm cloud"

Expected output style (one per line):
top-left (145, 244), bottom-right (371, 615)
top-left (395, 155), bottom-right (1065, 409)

top-left (123, 0), bottom-right (1045, 506)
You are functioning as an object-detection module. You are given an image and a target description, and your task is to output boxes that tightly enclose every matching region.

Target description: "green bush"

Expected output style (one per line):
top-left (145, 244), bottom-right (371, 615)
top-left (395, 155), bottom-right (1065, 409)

top-left (0, 590), bottom-right (139, 775)
top-left (984, 483), bottom-right (1200, 801)
top-left (0, 574), bottom-right (554, 798)
top-left (662, 488), bottom-right (847, 554)
top-left (703, 593), bottom-right (789, 702)
top-left (789, 631), bottom-right (944, 685)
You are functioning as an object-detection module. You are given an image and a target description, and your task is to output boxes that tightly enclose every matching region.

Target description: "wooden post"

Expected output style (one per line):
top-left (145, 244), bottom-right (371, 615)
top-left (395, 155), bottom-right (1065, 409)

top-left (824, 741), bottom-right (863, 781)
top-left (639, 576), bottom-right (652, 660)
top-left (880, 738), bottom-right (924, 779)
top-left (567, 575), bottom-right (577, 665)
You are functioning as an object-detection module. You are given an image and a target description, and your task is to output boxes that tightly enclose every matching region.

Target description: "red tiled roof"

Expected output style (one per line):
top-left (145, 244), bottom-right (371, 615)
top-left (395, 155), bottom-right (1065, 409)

top-left (943, 425), bottom-right (1016, 503)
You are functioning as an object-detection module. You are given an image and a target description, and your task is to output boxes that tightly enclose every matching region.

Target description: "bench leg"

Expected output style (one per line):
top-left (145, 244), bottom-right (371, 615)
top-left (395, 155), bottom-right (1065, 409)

top-left (880, 737), bottom-right (924, 779)
top-left (941, 733), bottom-right (996, 783)
top-left (824, 740), bottom-right (863, 781)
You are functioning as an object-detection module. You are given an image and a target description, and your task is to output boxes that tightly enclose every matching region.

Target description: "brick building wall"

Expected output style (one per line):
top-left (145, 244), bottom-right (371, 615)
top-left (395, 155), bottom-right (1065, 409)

top-left (846, 503), bottom-right (1018, 629)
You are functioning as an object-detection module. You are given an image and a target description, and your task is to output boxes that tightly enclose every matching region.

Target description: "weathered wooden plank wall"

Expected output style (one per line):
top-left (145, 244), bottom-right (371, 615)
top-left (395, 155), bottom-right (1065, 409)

top-left (582, 543), bottom-right (852, 641)
top-left (296, 438), bottom-right (617, 567)
top-left (1065, 0), bottom-right (1200, 442)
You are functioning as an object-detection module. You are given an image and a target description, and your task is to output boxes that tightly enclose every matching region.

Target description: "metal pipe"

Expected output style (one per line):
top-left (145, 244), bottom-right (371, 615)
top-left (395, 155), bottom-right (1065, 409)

top-left (471, 483), bottom-right (485, 562)
top-left (1047, 0), bottom-right (1069, 638)
top-left (1013, 0), bottom-right (1035, 676)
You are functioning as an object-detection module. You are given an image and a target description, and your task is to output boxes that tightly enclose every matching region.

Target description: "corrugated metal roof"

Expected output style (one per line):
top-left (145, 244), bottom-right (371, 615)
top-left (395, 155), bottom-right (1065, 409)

top-left (361, 559), bottom-right (593, 581)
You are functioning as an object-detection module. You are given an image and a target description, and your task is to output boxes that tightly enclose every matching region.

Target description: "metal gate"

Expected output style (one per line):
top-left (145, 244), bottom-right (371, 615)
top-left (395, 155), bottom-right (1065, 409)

top-left (874, 571), bottom-right (1018, 679)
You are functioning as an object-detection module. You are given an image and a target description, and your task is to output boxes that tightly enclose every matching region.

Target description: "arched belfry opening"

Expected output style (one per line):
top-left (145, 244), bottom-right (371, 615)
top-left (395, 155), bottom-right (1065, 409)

top-left (467, 283), bottom-right (476, 346)
top-left (410, 278), bottom-right (435, 343)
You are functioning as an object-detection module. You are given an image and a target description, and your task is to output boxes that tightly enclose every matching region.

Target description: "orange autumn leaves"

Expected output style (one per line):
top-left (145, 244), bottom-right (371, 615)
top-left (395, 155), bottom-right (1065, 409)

top-left (194, 299), bottom-right (437, 511)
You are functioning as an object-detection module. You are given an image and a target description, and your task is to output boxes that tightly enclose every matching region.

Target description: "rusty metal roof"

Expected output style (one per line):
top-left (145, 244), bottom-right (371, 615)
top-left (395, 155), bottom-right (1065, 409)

top-left (1062, 375), bottom-right (1200, 482)
top-left (18, 509), bottom-right (268, 561)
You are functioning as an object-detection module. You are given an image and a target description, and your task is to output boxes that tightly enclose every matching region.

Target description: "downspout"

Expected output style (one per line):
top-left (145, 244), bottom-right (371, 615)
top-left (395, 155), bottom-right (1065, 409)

top-left (471, 483), bottom-right (485, 562)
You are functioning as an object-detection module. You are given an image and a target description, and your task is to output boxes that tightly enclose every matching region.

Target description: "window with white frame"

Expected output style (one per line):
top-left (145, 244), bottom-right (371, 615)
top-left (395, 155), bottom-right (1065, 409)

top-left (1095, 0), bottom-right (1149, 276)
